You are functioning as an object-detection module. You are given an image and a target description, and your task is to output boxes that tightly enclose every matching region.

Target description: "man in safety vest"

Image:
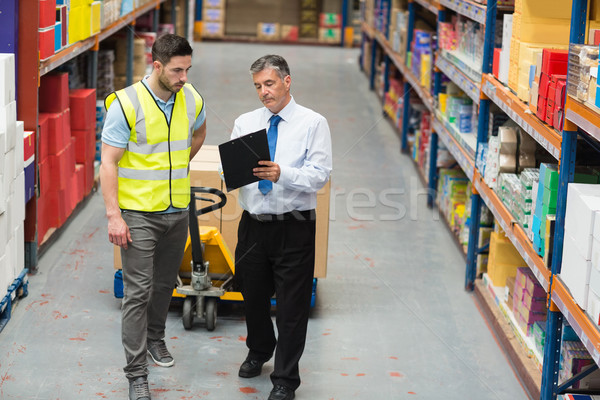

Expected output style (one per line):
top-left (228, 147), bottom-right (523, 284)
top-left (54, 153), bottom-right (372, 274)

top-left (100, 33), bottom-right (206, 400)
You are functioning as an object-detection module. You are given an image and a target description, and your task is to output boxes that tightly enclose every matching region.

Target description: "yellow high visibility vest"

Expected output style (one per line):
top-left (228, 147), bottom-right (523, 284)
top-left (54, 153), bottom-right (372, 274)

top-left (105, 81), bottom-right (204, 212)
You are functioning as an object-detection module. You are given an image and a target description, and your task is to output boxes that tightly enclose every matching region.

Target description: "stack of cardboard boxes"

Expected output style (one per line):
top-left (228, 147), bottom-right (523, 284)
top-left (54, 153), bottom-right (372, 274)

top-left (512, 267), bottom-right (547, 336)
top-left (531, 163), bottom-right (558, 259)
top-left (533, 49), bottom-right (568, 131)
top-left (112, 36), bottom-right (147, 90)
top-left (299, 0), bottom-right (319, 39)
top-left (37, 72), bottom-right (96, 245)
top-left (318, 13), bottom-right (341, 43)
top-left (0, 53), bottom-right (26, 302)
top-left (561, 184), bottom-right (600, 318)
top-left (202, 0), bottom-right (226, 39)
top-left (39, 0), bottom-right (58, 60)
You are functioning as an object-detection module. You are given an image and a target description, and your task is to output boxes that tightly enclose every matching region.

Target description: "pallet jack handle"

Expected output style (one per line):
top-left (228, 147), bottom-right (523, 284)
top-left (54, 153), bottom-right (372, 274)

top-left (189, 187), bottom-right (228, 274)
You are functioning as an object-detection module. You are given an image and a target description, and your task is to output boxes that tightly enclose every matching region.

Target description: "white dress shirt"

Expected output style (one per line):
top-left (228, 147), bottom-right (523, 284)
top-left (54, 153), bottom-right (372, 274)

top-left (231, 96), bottom-right (332, 214)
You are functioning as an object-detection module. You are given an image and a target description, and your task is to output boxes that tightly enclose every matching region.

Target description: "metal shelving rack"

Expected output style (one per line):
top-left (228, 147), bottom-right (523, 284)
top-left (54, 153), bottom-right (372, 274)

top-left (19, 0), bottom-right (182, 270)
top-left (360, 0), bottom-right (600, 398)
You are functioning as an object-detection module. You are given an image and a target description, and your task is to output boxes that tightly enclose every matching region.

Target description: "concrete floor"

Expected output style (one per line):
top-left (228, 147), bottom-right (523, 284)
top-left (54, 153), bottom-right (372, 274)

top-left (0, 42), bottom-right (529, 399)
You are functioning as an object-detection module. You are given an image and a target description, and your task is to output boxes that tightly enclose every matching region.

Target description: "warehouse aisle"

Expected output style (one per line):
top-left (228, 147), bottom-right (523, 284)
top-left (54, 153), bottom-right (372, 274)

top-left (0, 43), bottom-right (528, 399)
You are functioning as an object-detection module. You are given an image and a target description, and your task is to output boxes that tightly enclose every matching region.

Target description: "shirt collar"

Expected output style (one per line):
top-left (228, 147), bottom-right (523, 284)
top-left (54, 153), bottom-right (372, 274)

top-left (265, 95), bottom-right (295, 123)
top-left (142, 76), bottom-right (176, 106)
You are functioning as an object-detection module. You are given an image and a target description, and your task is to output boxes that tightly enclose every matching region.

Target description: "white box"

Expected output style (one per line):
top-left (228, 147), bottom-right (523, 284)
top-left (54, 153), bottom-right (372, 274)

top-left (0, 101), bottom-right (16, 151)
top-left (592, 235), bottom-right (600, 272)
top-left (14, 171), bottom-right (24, 223)
top-left (499, 50), bottom-right (510, 85)
top-left (0, 212), bottom-right (6, 249)
top-left (564, 184), bottom-right (600, 260)
top-left (594, 209), bottom-right (600, 240)
top-left (560, 232), bottom-right (592, 309)
top-left (13, 223), bottom-right (23, 277)
top-left (590, 264), bottom-right (600, 298)
top-left (4, 235), bottom-right (14, 284)
top-left (587, 288), bottom-right (600, 326)
top-left (0, 173), bottom-right (4, 215)
top-left (3, 149), bottom-right (14, 197)
top-left (14, 121), bottom-right (23, 173)
top-left (4, 194), bottom-right (11, 242)
top-left (0, 54), bottom-right (16, 108)
top-left (0, 254), bottom-right (8, 296)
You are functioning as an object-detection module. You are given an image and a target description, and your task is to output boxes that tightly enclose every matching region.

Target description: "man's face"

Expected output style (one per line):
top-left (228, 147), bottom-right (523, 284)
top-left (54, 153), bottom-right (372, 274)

top-left (253, 68), bottom-right (291, 114)
top-left (156, 55), bottom-right (192, 94)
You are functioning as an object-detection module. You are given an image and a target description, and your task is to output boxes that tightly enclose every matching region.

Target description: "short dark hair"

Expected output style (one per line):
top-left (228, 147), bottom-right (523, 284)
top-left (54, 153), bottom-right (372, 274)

top-left (250, 55), bottom-right (290, 80)
top-left (152, 33), bottom-right (193, 65)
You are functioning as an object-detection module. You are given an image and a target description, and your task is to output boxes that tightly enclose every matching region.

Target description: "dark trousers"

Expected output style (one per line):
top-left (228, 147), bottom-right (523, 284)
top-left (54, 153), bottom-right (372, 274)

top-left (235, 210), bottom-right (316, 390)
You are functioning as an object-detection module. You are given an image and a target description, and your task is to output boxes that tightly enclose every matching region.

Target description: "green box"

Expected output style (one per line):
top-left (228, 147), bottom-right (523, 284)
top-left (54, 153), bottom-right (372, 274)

top-left (543, 164), bottom-right (559, 191)
top-left (542, 187), bottom-right (558, 209)
top-left (542, 202), bottom-right (556, 218)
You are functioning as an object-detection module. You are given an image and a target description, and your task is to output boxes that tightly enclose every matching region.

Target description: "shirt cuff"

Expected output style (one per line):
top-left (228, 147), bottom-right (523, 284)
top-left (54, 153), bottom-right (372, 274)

top-left (278, 165), bottom-right (293, 186)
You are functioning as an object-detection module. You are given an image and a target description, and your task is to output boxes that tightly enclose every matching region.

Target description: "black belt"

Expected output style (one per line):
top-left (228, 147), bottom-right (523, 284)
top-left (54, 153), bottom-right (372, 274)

top-left (245, 209), bottom-right (315, 222)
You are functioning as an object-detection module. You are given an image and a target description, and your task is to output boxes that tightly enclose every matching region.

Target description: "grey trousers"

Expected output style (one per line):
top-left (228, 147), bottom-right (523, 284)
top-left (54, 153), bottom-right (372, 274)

top-left (120, 210), bottom-right (189, 380)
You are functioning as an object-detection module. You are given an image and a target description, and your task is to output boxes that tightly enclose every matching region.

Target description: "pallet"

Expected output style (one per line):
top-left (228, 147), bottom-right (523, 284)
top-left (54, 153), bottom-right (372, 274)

top-left (0, 269), bottom-right (29, 333)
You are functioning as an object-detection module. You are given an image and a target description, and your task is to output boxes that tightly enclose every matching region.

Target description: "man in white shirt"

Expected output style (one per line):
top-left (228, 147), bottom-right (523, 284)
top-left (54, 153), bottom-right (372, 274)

top-left (231, 55), bottom-right (332, 400)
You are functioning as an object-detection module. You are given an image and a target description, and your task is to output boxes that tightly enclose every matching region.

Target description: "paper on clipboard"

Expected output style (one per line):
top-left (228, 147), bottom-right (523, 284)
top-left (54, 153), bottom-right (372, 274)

top-left (218, 129), bottom-right (270, 191)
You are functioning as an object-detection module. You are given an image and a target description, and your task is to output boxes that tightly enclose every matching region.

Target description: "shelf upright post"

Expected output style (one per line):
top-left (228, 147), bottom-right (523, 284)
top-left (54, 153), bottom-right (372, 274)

top-left (172, 0), bottom-right (178, 33)
top-left (153, 1), bottom-right (160, 33)
top-left (341, 0), bottom-right (349, 47)
top-left (427, 6), bottom-right (446, 208)
top-left (369, 36), bottom-right (377, 90)
top-left (465, 0), bottom-right (496, 291)
top-left (89, 37), bottom-right (100, 89)
top-left (384, 55), bottom-right (391, 96)
top-left (16, 0), bottom-right (39, 271)
top-left (400, 0), bottom-right (416, 153)
top-left (540, 1), bottom-right (587, 399)
top-left (126, 23), bottom-right (135, 87)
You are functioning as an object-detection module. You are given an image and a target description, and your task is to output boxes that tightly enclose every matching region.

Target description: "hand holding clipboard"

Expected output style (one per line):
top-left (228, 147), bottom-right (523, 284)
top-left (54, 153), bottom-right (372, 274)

top-left (218, 129), bottom-right (270, 192)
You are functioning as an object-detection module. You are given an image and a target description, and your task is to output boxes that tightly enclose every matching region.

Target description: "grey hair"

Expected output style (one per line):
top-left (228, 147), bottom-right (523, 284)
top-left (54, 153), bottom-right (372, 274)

top-left (250, 55), bottom-right (291, 80)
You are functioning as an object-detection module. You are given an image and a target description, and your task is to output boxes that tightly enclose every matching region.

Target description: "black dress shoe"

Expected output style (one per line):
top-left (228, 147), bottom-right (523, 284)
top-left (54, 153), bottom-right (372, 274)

top-left (238, 359), bottom-right (265, 378)
top-left (268, 385), bottom-right (295, 400)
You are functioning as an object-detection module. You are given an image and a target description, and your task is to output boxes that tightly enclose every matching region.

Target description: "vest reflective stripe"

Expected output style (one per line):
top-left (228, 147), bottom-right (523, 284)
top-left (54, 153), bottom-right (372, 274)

top-left (118, 167), bottom-right (189, 181)
top-left (104, 81), bottom-right (204, 212)
top-left (126, 138), bottom-right (190, 155)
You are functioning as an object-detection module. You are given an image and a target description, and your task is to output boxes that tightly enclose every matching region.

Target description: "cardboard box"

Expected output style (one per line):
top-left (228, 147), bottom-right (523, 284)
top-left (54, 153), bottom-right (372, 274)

top-left (0, 54), bottom-right (15, 109)
top-left (39, 0), bottom-right (57, 28)
top-left (257, 22), bottom-right (280, 40)
top-left (564, 184), bottom-right (600, 260)
top-left (203, 7), bottom-right (225, 22)
top-left (0, 101), bottom-right (17, 151)
top-left (39, 72), bottom-right (69, 113)
top-left (281, 25), bottom-right (299, 41)
top-left (561, 233), bottom-right (592, 309)
top-left (69, 88), bottom-right (97, 130)
top-left (319, 27), bottom-right (341, 43)
top-left (202, 21), bottom-right (224, 38)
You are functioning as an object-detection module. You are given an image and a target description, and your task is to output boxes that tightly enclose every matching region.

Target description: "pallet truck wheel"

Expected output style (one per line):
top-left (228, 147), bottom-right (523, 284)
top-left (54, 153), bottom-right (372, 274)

top-left (182, 297), bottom-right (194, 330)
top-left (205, 298), bottom-right (217, 331)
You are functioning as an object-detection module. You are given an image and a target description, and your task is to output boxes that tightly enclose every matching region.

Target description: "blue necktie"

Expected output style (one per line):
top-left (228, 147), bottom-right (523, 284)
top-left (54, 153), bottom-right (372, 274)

top-left (258, 115), bottom-right (282, 195)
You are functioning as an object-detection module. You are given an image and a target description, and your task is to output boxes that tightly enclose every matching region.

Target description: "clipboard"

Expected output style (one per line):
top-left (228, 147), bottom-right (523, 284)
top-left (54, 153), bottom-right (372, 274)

top-left (218, 129), bottom-right (270, 191)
